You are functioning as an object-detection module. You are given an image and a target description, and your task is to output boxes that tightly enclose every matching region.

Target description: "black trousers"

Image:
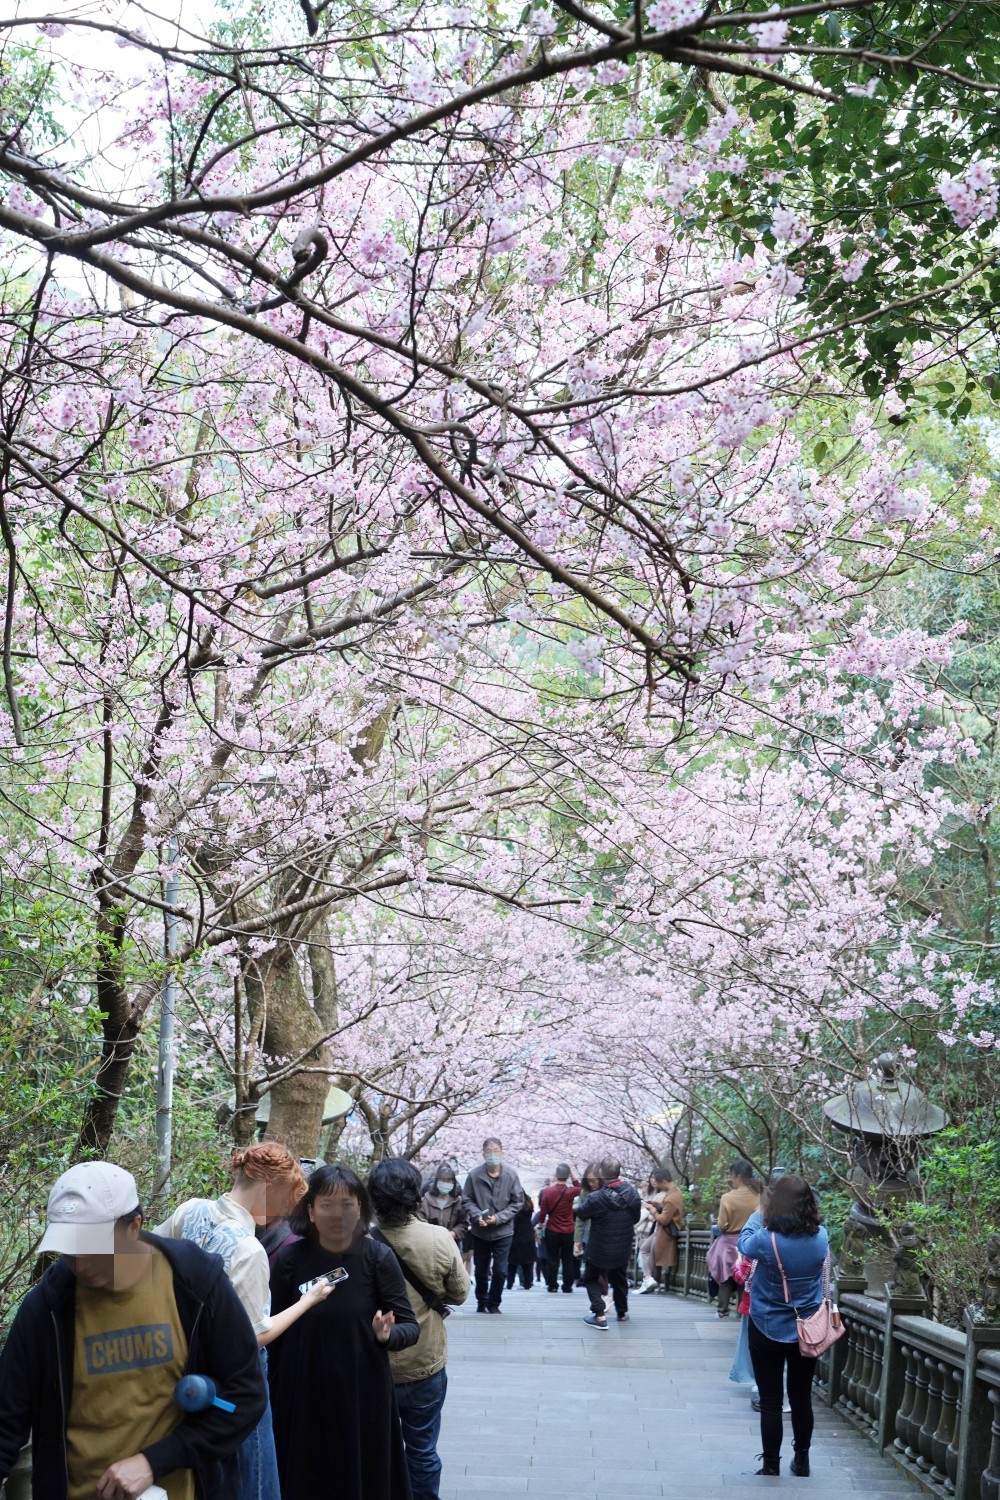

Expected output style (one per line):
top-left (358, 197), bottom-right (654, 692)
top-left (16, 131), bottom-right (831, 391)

top-left (583, 1259), bottom-right (628, 1317)
top-left (472, 1235), bottom-right (511, 1307)
top-left (747, 1317), bottom-right (817, 1464)
top-left (544, 1230), bottom-right (576, 1290)
top-left (506, 1255), bottom-right (535, 1289)
top-left (717, 1276), bottom-right (738, 1314)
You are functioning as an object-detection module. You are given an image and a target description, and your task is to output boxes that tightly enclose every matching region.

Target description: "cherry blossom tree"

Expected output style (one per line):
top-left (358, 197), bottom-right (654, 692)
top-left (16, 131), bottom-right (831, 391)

top-left (0, 0), bottom-right (996, 1167)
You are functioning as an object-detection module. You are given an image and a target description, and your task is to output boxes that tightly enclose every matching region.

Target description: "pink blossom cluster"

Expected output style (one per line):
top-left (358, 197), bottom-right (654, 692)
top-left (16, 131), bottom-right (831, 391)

top-left (646, 0), bottom-right (703, 32)
top-left (937, 160), bottom-right (997, 228)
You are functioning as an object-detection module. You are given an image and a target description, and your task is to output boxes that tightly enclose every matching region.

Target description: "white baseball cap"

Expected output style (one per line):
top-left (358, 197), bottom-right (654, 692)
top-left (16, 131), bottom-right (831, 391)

top-left (39, 1162), bottom-right (140, 1256)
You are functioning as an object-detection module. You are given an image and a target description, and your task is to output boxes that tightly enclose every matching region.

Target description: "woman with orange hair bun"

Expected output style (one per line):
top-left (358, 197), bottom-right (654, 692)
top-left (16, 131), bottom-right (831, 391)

top-left (156, 1143), bottom-right (330, 1500)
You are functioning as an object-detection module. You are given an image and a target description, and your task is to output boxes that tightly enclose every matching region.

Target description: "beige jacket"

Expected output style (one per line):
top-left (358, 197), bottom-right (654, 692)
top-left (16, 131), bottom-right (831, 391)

top-left (378, 1216), bottom-right (471, 1385)
top-left (717, 1181), bottom-right (760, 1233)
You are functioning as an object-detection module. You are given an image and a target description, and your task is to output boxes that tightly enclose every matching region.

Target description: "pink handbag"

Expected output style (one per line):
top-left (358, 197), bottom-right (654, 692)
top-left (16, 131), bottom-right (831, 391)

top-left (770, 1232), bottom-right (844, 1358)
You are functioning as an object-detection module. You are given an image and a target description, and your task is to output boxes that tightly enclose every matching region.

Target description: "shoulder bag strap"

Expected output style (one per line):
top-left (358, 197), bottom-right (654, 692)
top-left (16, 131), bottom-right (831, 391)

top-left (544, 1182), bottom-right (572, 1225)
top-left (371, 1228), bottom-right (449, 1317)
top-left (770, 1231), bottom-right (792, 1305)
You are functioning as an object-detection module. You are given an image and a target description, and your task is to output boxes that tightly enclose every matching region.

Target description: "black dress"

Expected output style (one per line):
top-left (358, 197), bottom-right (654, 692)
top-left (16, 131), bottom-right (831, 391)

top-left (269, 1233), bottom-right (419, 1500)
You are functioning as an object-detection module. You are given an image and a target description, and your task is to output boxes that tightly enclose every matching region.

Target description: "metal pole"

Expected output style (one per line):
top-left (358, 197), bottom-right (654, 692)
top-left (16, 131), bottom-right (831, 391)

top-left (155, 836), bottom-right (179, 1202)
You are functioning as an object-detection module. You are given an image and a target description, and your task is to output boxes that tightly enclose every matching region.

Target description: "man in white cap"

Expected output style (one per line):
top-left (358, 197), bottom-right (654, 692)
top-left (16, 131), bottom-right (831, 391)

top-left (0, 1161), bottom-right (265, 1500)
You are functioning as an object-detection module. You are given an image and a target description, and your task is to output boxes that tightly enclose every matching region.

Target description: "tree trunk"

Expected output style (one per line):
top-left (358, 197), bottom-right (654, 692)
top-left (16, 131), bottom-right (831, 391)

top-left (261, 944), bottom-right (332, 1158)
top-left (77, 1010), bottom-right (140, 1156)
top-left (76, 923), bottom-right (139, 1156)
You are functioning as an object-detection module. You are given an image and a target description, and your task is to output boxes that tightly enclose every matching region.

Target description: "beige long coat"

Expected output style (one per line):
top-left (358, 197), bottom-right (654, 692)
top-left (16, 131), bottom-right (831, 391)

top-left (648, 1183), bottom-right (684, 1270)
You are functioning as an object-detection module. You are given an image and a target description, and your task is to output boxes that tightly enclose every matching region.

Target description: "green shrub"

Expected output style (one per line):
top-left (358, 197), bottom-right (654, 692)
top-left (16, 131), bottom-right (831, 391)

top-left (909, 1126), bottom-right (1000, 1324)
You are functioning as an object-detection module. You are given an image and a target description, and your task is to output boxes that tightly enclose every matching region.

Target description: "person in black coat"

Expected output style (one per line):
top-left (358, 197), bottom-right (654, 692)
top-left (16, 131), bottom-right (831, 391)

top-left (0, 1161), bottom-right (266, 1500)
top-left (268, 1164), bottom-right (419, 1500)
top-left (574, 1159), bottom-right (642, 1328)
top-left (506, 1194), bottom-right (537, 1289)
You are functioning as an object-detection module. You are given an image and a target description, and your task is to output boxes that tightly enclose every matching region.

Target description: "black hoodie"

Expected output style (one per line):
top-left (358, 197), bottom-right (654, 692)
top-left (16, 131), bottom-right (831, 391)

top-left (0, 1233), bottom-right (266, 1500)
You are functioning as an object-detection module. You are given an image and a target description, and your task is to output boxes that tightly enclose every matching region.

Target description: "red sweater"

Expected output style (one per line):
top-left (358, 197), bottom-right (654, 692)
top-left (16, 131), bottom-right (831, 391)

top-left (538, 1181), bottom-right (581, 1234)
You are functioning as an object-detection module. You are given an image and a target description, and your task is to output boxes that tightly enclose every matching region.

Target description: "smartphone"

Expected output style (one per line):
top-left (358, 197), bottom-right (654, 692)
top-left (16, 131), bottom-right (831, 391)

top-left (299, 1266), bottom-right (350, 1296)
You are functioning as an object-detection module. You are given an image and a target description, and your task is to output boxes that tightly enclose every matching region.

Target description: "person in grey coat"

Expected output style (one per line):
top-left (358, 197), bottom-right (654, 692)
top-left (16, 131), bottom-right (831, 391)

top-left (461, 1138), bottom-right (525, 1313)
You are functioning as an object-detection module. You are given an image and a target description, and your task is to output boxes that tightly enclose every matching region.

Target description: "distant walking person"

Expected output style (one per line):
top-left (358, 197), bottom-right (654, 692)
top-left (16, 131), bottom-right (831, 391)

top-left (421, 1162), bottom-right (470, 1245)
top-left (738, 1175), bottom-right (832, 1477)
top-left (461, 1139), bottom-right (525, 1313)
top-left (369, 1159), bottom-right (471, 1500)
top-left (538, 1165), bottom-right (581, 1294)
top-left (506, 1194), bottom-right (537, 1289)
top-left (573, 1164), bottom-right (602, 1286)
top-left (707, 1160), bottom-right (760, 1319)
top-left (575, 1160), bottom-right (641, 1328)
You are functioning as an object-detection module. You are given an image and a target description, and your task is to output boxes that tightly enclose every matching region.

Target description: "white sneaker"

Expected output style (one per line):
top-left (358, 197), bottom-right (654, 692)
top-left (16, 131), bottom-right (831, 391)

top-left (638, 1277), bottom-right (658, 1294)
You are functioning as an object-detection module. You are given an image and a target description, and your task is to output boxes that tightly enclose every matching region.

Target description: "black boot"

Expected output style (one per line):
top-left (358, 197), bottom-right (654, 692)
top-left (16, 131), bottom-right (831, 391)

top-left (790, 1450), bottom-right (810, 1477)
top-left (754, 1457), bottom-right (780, 1476)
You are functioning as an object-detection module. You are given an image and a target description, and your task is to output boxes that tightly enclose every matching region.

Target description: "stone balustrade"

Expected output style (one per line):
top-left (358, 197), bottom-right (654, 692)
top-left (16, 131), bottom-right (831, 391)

top-left (671, 1223), bottom-right (1000, 1500)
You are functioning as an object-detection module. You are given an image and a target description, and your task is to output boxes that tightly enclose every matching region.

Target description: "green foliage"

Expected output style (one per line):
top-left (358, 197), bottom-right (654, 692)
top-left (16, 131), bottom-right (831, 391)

top-left (909, 1123), bottom-right (1000, 1323)
top-left (0, 893), bottom-right (236, 1329)
top-left (0, 37), bottom-right (61, 147)
top-left (0, 933), bottom-right (98, 1333)
top-left (654, 3), bottom-right (1000, 419)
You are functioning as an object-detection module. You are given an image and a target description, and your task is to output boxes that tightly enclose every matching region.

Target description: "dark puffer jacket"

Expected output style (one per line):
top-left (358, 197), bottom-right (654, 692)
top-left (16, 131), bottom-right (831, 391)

top-left (574, 1179), bottom-right (642, 1269)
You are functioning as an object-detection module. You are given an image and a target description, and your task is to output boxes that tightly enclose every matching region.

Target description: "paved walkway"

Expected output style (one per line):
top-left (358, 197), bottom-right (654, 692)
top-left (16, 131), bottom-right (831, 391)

top-left (437, 1285), bottom-right (915, 1499)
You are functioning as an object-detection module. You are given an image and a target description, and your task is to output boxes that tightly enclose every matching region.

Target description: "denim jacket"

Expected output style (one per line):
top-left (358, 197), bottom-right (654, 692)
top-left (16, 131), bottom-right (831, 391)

top-left (737, 1212), bottom-right (829, 1344)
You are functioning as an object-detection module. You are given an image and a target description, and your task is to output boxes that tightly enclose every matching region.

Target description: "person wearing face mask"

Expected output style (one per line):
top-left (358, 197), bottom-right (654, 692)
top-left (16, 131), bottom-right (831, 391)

top-left (268, 1164), bottom-right (419, 1500)
top-left (420, 1162), bottom-right (471, 1243)
top-left (460, 1139), bottom-right (525, 1313)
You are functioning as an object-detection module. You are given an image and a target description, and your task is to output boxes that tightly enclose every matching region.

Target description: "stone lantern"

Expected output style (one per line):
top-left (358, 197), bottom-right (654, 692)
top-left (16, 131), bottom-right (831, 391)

top-left (822, 1052), bottom-right (948, 1297)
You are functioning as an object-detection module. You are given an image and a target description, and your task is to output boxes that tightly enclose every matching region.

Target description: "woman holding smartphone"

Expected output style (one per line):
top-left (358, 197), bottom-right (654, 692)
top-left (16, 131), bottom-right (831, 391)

top-left (268, 1163), bottom-right (419, 1500)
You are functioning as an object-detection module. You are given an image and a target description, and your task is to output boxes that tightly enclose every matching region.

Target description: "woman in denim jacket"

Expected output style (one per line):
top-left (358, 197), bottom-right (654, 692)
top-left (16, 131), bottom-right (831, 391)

top-left (738, 1175), bottom-right (830, 1478)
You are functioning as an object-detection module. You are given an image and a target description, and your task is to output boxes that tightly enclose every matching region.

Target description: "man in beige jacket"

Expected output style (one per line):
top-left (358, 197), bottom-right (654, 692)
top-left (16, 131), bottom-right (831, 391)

top-left (706, 1159), bottom-right (760, 1318)
top-left (368, 1158), bottom-right (471, 1500)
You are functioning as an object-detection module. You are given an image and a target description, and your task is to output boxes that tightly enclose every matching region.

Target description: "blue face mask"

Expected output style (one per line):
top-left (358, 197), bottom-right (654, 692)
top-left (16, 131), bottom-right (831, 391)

top-left (485, 1153), bottom-right (502, 1169)
top-left (436, 1179), bottom-right (455, 1194)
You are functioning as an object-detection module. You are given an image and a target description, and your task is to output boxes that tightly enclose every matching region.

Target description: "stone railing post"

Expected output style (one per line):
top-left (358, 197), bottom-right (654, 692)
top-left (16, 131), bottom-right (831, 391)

top-left (875, 1288), bottom-right (928, 1451)
top-left (825, 1271), bottom-right (867, 1409)
top-left (681, 1219), bottom-right (693, 1298)
top-left (821, 1315), bottom-right (851, 1408)
top-left (954, 1311), bottom-right (1000, 1500)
